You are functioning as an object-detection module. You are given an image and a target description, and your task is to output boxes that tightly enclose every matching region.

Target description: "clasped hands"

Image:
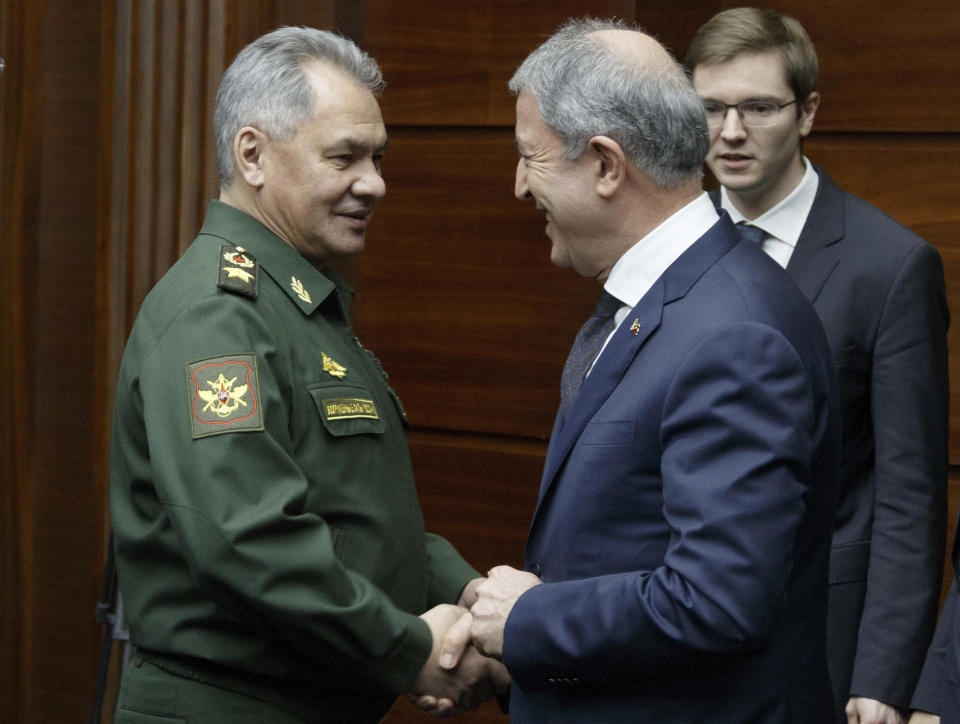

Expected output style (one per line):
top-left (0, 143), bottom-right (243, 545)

top-left (410, 566), bottom-right (541, 717)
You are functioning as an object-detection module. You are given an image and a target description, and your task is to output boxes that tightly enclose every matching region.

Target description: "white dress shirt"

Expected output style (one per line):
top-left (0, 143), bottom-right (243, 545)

top-left (591, 192), bottom-right (720, 369)
top-left (719, 157), bottom-right (820, 269)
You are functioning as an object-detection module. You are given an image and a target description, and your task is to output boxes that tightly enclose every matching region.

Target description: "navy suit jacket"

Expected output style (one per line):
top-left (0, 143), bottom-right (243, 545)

top-left (713, 167), bottom-right (949, 714)
top-left (503, 212), bottom-right (841, 723)
top-left (912, 570), bottom-right (960, 720)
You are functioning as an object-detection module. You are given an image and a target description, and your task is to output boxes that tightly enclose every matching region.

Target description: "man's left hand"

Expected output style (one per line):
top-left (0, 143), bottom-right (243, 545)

top-left (846, 696), bottom-right (907, 724)
top-left (470, 565), bottom-right (542, 660)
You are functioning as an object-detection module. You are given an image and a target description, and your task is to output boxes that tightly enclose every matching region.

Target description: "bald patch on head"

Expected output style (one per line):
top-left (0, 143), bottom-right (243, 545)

top-left (588, 29), bottom-right (683, 76)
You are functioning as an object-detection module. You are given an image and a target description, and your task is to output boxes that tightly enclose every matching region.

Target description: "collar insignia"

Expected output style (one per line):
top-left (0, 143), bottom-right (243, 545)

top-left (291, 276), bottom-right (312, 303)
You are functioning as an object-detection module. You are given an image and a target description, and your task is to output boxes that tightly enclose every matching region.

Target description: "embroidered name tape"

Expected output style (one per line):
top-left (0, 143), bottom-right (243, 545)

top-left (323, 398), bottom-right (379, 421)
top-left (186, 354), bottom-right (263, 438)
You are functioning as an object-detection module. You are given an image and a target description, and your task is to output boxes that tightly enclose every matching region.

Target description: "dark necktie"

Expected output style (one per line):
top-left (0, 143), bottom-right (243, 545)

top-left (560, 290), bottom-right (621, 418)
top-left (736, 222), bottom-right (766, 246)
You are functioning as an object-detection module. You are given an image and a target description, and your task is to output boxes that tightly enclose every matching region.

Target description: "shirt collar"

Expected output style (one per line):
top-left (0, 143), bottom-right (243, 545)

top-left (719, 156), bottom-right (819, 249)
top-left (201, 200), bottom-right (352, 317)
top-left (604, 192), bottom-right (720, 309)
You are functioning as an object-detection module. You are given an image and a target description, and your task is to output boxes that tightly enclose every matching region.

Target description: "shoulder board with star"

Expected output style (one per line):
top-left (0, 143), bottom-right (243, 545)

top-left (217, 245), bottom-right (259, 300)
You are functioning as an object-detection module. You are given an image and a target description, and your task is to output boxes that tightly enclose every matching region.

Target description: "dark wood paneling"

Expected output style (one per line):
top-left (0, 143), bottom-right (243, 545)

top-left (1, 1), bottom-right (35, 720)
top-left (12, 1), bottom-right (104, 719)
top-left (803, 134), bottom-right (960, 461)
top-left (352, 127), bottom-right (600, 440)
top-left (640, 3), bottom-right (723, 61)
top-left (410, 430), bottom-right (546, 572)
top-left (364, 0), bottom-right (637, 127)
top-left (386, 696), bottom-right (507, 723)
top-left (384, 430), bottom-right (546, 722)
top-left (756, 0), bottom-right (960, 133)
top-left (276, 0), bottom-right (336, 29)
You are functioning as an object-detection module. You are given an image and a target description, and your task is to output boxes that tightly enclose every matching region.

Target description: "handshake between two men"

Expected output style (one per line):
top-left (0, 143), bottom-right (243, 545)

top-left (410, 566), bottom-right (542, 717)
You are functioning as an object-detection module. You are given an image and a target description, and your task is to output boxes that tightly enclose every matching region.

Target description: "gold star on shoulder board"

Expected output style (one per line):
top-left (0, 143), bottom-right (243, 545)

top-left (224, 267), bottom-right (254, 283)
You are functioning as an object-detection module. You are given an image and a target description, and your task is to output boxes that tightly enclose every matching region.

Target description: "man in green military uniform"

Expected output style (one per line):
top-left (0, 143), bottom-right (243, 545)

top-left (110, 26), bottom-right (505, 722)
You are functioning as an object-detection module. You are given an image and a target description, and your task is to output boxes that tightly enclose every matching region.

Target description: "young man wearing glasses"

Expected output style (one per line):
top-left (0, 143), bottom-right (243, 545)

top-left (686, 8), bottom-right (950, 724)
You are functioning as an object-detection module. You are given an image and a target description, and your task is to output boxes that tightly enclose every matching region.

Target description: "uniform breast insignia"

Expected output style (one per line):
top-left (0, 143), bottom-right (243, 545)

top-left (321, 352), bottom-right (347, 379)
top-left (217, 245), bottom-right (259, 299)
top-left (186, 354), bottom-right (264, 438)
top-left (323, 398), bottom-right (379, 421)
top-left (290, 276), bottom-right (312, 303)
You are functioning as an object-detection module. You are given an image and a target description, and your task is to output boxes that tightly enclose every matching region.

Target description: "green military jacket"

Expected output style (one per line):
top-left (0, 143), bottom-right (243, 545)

top-left (110, 200), bottom-right (479, 721)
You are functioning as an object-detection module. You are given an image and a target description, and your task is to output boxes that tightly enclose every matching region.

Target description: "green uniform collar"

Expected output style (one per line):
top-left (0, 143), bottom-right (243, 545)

top-left (200, 200), bottom-right (354, 318)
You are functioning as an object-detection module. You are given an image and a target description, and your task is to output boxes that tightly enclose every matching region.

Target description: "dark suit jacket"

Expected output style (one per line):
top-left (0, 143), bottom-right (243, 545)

top-left (714, 167), bottom-right (949, 716)
top-left (912, 523), bottom-right (960, 719)
top-left (503, 212), bottom-right (841, 723)
top-left (912, 571), bottom-right (960, 720)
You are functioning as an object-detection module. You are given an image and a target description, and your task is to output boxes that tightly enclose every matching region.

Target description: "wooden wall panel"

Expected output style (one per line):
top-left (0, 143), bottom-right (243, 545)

top-left (387, 431), bottom-right (546, 721)
top-left (0, 1), bottom-right (105, 720)
top-left (750, 0), bottom-right (960, 132)
top-left (411, 432), bottom-right (545, 574)
top-left (352, 127), bottom-right (599, 439)
top-left (366, 0), bottom-right (637, 127)
top-left (1, 2), bottom-right (36, 720)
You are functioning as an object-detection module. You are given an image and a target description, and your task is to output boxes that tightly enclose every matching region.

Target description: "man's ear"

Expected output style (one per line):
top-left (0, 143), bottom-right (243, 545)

top-left (234, 126), bottom-right (267, 189)
top-left (590, 135), bottom-right (626, 198)
top-left (798, 92), bottom-right (820, 139)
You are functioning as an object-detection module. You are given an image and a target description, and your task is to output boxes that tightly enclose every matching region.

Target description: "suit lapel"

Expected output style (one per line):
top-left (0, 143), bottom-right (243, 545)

top-left (785, 167), bottom-right (845, 302)
top-left (537, 283), bottom-right (663, 500)
top-left (709, 169), bottom-right (846, 304)
top-left (533, 215), bottom-right (740, 519)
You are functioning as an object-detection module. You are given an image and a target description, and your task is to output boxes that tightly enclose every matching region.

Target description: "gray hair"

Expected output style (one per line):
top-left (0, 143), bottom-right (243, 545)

top-left (509, 18), bottom-right (709, 189)
top-left (214, 26), bottom-right (385, 190)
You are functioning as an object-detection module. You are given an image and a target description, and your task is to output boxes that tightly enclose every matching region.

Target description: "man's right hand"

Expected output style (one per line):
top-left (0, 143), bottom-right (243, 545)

top-left (410, 604), bottom-right (503, 717)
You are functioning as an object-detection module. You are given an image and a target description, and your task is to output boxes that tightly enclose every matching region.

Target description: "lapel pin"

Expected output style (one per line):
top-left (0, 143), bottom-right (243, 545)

top-left (630, 318), bottom-right (641, 335)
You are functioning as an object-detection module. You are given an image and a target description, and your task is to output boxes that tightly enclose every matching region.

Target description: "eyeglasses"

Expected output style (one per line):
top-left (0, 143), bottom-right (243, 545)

top-left (702, 99), bottom-right (799, 128)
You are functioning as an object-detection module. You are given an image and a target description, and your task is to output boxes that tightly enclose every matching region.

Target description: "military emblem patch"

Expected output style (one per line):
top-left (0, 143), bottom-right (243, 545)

top-left (186, 354), bottom-right (264, 438)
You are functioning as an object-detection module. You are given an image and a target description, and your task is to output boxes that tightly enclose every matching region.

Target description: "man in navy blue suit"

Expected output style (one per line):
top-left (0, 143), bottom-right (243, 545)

top-left (686, 9), bottom-right (949, 724)
top-left (453, 18), bottom-right (842, 723)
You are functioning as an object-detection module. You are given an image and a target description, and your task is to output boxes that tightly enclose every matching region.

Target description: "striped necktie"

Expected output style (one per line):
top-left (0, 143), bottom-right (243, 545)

top-left (560, 290), bottom-right (620, 418)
